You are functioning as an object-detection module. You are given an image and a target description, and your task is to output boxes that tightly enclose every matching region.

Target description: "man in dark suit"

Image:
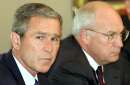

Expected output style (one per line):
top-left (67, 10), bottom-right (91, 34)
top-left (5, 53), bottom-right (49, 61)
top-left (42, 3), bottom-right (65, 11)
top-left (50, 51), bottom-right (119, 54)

top-left (48, 1), bottom-right (130, 85)
top-left (0, 3), bottom-right (62, 85)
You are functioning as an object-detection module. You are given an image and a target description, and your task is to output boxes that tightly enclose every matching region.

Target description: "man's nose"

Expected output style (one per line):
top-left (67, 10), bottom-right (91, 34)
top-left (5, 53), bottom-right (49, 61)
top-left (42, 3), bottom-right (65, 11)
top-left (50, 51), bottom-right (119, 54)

top-left (43, 40), bottom-right (53, 52)
top-left (113, 35), bottom-right (123, 48)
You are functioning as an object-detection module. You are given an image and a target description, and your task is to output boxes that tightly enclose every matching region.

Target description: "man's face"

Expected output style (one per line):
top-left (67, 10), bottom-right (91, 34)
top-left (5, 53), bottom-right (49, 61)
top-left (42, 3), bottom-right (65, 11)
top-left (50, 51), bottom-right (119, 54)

top-left (13, 16), bottom-right (61, 74)
top-left (86, 8), bottom-right (123, 65)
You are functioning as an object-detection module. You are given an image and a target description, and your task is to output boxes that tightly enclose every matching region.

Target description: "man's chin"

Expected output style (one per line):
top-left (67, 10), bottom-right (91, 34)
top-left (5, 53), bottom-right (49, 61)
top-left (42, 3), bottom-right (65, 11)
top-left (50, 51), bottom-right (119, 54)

top-left (111, 56), bottom-right (119, 62)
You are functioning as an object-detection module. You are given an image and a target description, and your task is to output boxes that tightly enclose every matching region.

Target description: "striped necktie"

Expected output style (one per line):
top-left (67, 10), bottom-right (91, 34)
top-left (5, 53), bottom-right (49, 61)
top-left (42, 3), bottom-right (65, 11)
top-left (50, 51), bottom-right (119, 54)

top-left (96, 66), bottom-right (105, 85)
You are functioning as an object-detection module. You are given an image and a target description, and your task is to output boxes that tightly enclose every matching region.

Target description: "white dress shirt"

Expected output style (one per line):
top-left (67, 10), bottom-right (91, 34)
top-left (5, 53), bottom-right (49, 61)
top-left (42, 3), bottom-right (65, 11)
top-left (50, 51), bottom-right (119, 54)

top-left (13, 56), bottom-right (38, 85)
top-left (82, 49), bottom-right (105, 84)
top-left (82, 49), bottom-right (99, 71)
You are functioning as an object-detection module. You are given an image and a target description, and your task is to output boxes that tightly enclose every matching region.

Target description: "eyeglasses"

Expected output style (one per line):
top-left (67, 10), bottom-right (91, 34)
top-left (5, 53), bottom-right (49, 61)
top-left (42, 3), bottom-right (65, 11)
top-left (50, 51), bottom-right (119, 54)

top-left (85, 29), bottom-right (130, 42)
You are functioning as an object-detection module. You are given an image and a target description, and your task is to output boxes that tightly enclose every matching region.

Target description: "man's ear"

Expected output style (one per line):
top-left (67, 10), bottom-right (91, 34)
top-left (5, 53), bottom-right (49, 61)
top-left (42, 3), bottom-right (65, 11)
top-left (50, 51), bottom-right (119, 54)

top-left (80, 29), bottom-right (90, 45)
top-left (10, 32), bottom-right (21, 50)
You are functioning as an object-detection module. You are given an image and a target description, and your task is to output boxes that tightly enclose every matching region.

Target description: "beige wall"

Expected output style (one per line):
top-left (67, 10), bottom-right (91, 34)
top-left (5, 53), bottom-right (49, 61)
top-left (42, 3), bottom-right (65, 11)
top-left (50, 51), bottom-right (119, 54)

top-left (0, 0), bottom-right (72, 53)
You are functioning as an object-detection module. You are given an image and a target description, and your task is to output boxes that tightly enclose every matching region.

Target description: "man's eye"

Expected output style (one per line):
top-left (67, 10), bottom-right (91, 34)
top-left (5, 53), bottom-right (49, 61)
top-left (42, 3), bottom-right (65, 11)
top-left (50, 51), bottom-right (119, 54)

top-left (36, 36), bottom-right (45, 39)
top-left (108, 32), bottom-right (116, 37)
top-left (51, 37), bottom-right (60, 42)
top-left (110, 33), bottom-right (115, 37)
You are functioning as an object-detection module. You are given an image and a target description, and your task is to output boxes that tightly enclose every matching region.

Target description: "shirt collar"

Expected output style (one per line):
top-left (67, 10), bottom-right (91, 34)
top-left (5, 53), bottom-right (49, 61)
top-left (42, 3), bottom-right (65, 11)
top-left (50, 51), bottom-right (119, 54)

top-left (82, 49), bottom-right (99, 71)
top-left (13, 56), bottom-right (38, 85)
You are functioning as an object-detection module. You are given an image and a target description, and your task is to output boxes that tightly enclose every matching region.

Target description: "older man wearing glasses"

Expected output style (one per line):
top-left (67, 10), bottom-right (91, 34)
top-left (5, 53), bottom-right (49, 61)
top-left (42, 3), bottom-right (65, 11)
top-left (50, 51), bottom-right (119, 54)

top-left (48, 1), bottom-right (130, 85)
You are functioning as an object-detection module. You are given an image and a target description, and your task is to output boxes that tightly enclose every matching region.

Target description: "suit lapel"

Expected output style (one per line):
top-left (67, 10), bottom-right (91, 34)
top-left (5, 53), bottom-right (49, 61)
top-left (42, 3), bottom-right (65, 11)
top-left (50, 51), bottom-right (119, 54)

top-left (104, 62), bottom-right (120, 85)
top-left (2, 50), bottom-right (25, 85)
top-left (61, 60), bottom-right (98, 85)
top-left (61, 36), bottom-right (98, 85)
top-left (38, 73), bottom-right (50, 85)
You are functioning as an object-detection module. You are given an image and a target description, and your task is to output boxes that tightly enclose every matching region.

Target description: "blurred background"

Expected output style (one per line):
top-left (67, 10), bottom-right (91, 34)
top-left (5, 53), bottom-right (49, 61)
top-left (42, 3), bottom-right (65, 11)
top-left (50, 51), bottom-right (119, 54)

top-left (0, 0), bottom-right (127, 53)
top-left (73, 0), bottom-right (127, 15)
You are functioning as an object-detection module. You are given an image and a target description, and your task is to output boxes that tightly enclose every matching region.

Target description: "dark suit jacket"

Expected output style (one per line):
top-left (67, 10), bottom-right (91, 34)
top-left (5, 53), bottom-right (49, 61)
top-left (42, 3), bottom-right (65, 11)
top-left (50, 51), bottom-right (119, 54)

top-left (48, 35), bottom-right (130, 85)
top-left (104, 56), bottom-right (130, 85)
top-left (121, 15), bottom-right (130, 62)
top-left (0, 50), bottom-right (50, 85)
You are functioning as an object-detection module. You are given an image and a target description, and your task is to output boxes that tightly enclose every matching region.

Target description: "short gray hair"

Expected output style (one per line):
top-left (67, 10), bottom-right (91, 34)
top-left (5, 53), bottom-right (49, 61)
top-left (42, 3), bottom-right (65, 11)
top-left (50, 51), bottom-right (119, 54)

top-left (72, 1), bottom-right (111, 36)
top-left (12, 3), bottom-right (62, 38)
top-left (72, 9), bottom-right (95, 36)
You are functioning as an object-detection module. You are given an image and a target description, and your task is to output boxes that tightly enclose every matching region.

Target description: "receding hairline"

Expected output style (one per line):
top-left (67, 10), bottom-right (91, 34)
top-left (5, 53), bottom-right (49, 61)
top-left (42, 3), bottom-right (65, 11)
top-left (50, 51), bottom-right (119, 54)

top-left (79, 1), bottom-right (113, 12)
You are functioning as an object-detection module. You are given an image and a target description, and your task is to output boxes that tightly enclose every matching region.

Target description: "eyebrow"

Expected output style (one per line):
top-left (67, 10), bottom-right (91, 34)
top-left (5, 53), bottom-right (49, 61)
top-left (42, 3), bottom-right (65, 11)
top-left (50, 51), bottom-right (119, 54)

top-left (36, 32), bottom-right (61, 38)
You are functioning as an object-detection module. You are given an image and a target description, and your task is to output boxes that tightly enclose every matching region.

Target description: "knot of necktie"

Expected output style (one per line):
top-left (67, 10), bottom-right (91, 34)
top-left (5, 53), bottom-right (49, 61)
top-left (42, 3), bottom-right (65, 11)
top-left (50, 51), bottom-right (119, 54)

top-left (34, 79), bottom-right (39, 85)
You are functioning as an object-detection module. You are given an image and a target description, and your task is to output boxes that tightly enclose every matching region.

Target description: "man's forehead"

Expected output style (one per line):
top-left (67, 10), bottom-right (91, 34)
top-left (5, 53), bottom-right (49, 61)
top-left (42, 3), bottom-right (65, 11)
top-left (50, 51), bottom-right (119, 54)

top-left (93, 25), bottom-right (124, 32)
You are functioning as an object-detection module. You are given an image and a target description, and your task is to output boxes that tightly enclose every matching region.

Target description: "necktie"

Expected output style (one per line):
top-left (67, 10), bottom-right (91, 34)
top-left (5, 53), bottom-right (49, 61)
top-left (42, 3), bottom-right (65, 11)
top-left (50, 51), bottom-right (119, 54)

top-left (34, 79), bottom-right (39, 85)
top-left (96, 66), bottom-right (105, 85)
